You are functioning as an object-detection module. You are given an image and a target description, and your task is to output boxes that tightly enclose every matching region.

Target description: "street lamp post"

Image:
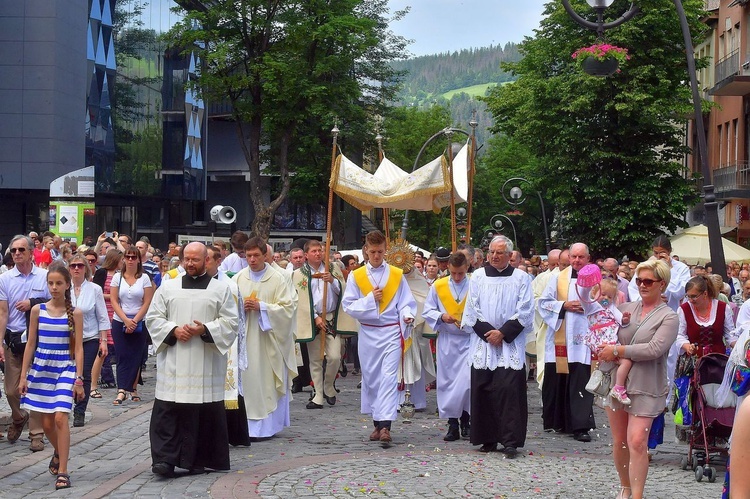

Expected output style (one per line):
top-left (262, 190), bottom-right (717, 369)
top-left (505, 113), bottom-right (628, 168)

top-left (489, 214), bottom-right (517, 248)
top-left (561, 0), bottom-right (727, 279)
top-left (501, 177), bottom-right (551, 254)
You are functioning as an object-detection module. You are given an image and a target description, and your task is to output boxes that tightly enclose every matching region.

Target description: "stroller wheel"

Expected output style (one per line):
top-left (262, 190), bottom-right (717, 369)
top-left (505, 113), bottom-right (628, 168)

top-left (680, 456), bottom-right (690, 470)
top-left (695, 466), bottom-right (704, 482)
top-left (707, 467), bottom-right (717, 483)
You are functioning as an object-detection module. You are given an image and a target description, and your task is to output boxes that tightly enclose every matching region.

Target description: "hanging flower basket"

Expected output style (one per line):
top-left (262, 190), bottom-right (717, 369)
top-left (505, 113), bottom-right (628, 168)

top-left (572, 43), bottom-right (630, 77)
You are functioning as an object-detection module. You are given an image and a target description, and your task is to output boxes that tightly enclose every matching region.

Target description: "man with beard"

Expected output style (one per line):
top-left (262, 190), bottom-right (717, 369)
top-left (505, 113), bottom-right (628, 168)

top-left (146, 242), bottom-right (239, 476)
top-left (462, 236), bottom-right (534, 456)
top-left (537, 242), bottom-right (596, 442)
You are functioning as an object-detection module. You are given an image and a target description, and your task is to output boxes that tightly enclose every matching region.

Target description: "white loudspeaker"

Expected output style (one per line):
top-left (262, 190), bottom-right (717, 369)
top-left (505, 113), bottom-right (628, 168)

top-left (210, 205), bottom-right (236, 224)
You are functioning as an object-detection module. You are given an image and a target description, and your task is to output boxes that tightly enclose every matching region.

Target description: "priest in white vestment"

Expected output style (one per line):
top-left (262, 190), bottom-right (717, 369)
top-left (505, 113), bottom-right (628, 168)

top-left (532, 249), bottom-right (561, 387)
top-left (463, 236), bottom-right (534, 456)
top-left (423, 252), bottom-right (472, 441)
top-left (146, 243), bottom-right (239, 476)
top-left (537, 242), bottom-right (595, 442)
top-left (342, 231), bottom-right (416, 444)
top-left (233, 237), bottom-right (297, 438)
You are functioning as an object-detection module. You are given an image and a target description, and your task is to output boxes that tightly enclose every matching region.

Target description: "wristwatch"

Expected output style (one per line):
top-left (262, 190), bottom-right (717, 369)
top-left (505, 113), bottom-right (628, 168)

top-left (613, 345), bottom-right (619, 358)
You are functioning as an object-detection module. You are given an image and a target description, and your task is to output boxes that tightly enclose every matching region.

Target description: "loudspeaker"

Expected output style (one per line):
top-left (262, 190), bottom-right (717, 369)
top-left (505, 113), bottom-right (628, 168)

top-left (210, 205), bottom-right (237, 224)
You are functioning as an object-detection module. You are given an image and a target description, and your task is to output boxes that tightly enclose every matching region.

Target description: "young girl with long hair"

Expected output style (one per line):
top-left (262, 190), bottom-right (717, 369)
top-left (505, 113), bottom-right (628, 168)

top-left (19, 261), bottom-right (84, 490)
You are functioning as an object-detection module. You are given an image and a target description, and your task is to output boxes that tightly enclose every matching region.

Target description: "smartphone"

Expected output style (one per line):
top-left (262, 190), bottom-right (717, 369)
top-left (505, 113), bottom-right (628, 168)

top-left (105, 231), bottom-right (113, 238)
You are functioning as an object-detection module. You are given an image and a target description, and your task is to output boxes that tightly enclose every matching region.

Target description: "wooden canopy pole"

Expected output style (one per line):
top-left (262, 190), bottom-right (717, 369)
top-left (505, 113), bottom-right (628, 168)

top-left (446, 129), bottom-right (457, 253)
top-left (466, 114), bottom-right (478, 244)
top-left (320, 124), bottom-right (339, 360)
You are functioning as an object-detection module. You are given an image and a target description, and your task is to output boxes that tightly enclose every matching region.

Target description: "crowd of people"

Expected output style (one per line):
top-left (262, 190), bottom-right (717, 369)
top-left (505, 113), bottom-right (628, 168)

top-left (2, 228), bottom-right (750, 497)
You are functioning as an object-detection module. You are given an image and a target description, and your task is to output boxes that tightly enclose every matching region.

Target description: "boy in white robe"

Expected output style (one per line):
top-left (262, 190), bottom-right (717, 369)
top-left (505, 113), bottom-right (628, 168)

top-left (423, 252), bottom-right (472, 441)
top-left (342, 231), bottom-right (416, 444)
top-left (233, 237), bottom-right (298, 438)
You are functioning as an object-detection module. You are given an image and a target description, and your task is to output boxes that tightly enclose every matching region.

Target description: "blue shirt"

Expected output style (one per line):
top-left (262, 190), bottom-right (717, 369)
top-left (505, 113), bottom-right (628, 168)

top-left (0, 265), bottom-right (51, 332)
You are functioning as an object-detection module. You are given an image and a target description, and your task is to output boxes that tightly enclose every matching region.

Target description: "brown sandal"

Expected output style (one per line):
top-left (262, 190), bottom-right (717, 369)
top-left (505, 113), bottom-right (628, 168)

top-left (49, 452), bottom-right (60, 475)
top-left (55, 473), bottom-right (71, 490)
top-left (90, 389), bottom-right (102, 399)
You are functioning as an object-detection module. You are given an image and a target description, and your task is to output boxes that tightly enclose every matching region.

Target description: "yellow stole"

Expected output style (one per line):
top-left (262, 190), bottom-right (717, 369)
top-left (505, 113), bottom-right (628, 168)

top-left (433, 276), bottom-right (467, 323)
top-left (352, 265), bottom-right (403, 314)
top-left (555, 266), bottom-right (572, 374)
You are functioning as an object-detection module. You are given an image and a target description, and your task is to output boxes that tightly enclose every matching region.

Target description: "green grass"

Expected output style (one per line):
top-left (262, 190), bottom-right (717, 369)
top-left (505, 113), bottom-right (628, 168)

top-left (440, 83), bottom-right (497, 99)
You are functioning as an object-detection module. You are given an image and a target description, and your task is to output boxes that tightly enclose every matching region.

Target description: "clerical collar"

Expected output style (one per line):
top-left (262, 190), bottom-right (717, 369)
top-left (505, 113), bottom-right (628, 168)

top-left (571, 268), bottom-right (578, 278)
top-left (485, 264), bottom-right (513, 277)
top-left (250, 264), bottom-right (267, 280)
top-left (182, 271), bottom-right (212, 289)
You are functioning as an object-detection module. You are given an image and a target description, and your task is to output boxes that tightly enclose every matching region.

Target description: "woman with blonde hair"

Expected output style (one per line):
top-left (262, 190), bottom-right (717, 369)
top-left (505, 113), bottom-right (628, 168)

top-left (597, 259), bottom-right (678, 499)
top-left (90, 249), bottom-right (123, 395)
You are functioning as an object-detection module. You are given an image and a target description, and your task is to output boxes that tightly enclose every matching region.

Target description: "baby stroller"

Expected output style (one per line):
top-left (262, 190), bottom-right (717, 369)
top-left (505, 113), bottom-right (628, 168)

top-left (678, 353), bottom-right (736, 482)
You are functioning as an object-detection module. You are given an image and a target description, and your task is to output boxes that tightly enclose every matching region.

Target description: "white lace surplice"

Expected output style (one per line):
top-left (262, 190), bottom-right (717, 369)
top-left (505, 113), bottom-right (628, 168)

top-left (462, 267), bottom-right (534, 371)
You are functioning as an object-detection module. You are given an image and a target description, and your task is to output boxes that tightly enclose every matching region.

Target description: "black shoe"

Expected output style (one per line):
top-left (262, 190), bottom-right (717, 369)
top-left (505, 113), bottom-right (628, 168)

top-left (339, 364), bottom-right (348, 377)
top-left (357, 381), bottom-right (361, 389)
top-left (443, 426), bottom-right (460, 442)
top-left (291, 383), bottom-right (303, 394)
top-left (500, 447), bottom-right (518, 458)
top-left (73, 413), bottom-right (85, 427)
top-left (306, 401), bottom-right (324, 409)
top-left (573, 431), bottom-right (592, 442)
top-left (460, 422), bottom-right (470, 438)
top-left (325, 395), bottom-right (336, 406)
top-left (188, 466), bottom-right (206, 475)
top-left (478, 443), bottom-right (497, 453)
top-left (152, 462), bottom-right (175, 477)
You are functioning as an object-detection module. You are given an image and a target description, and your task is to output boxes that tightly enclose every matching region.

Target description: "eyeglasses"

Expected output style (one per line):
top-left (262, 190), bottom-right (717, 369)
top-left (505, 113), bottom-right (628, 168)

top-left (124, 255), bottom-right (139, 260)
top-left (10, 248), bottom-right (27, 254)
top-left (635, 278), bottom-right (662, 287)
top-left (119, 239), bottom-right (128, 244)
top-left (69, 263), bottom-right (85, 269)
top-left (686, 292), bottom-right (705, 300)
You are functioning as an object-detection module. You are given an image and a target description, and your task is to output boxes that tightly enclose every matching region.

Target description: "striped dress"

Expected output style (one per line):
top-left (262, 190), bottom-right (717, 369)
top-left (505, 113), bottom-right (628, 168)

top-left (21, 304), bottom-right (76, 413)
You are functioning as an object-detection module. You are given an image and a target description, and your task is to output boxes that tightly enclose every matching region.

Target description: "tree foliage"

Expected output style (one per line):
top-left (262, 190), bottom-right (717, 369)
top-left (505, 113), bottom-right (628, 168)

top-left (482, 0), bottom-right (705, 258)
top-left (167, 0), bottom-right (408, 238)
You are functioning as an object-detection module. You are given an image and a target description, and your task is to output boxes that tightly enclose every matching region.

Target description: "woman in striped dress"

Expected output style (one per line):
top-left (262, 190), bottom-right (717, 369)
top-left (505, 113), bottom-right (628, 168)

top-left (19, 262), bottom-right (84, 490)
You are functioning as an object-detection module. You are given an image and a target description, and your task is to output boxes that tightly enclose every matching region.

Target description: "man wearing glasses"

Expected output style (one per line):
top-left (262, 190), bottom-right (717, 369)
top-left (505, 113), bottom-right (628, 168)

top-left (0, 235), bottom-right (51, 452)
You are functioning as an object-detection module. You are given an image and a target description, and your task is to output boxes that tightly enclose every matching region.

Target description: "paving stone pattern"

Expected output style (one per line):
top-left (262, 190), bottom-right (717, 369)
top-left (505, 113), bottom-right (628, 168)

top-left (0, 360), bottom-right (726, 498)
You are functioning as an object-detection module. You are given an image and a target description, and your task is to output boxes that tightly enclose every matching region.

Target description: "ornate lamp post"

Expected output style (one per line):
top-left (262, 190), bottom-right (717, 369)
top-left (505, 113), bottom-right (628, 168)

top-left (562, 0), bottom-right (727, 279)
top-left (489, 214), bottom-right (517, 248)
top-left (501, 177), bottom-right (551, 254)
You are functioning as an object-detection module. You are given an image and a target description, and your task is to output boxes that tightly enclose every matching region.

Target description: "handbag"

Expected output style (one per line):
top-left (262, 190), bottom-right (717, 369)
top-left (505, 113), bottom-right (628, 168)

top-left (585, 303), bottom-right (668, 398)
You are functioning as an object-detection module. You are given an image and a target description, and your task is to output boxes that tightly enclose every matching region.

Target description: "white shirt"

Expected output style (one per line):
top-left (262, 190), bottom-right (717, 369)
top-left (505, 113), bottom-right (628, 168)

top-left (71, 280), bottom-right (110, 341)
top-left (0, 265), bottom-right (50, 332)
top-left (111, 273), bottom-right (152, 321)
top-left (219, 252), bottom-right (247, 273)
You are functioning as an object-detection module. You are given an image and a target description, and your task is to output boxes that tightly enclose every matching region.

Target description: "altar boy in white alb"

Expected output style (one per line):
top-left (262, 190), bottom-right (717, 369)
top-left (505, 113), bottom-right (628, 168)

top-left (342, 230), bottom-right (416, 444)
top-left (423, 251), bottom-right (472, 442)
top-left (146, 242), bottom-right (239, 476)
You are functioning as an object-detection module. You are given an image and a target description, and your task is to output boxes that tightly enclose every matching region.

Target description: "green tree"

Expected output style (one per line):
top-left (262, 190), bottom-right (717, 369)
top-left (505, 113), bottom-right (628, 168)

top-left (483, 0), bottom-right (704, 258)
top-left (167, 0), bottom-right (408, 238)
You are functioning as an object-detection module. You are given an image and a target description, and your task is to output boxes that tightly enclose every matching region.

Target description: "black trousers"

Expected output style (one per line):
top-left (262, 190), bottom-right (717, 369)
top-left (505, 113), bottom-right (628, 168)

top-left (73, 339), bottom-right (99, 416)
top-left (470, 366), bottom-right (527, 448)
top-left (542, 362), bottom-right (595, 434)
top-left (150, 399), bottom-right (230, 471)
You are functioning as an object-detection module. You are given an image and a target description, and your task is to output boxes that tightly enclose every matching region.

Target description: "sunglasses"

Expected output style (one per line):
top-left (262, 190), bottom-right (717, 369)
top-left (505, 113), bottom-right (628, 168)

top-left (10, 248), bottom-right (27, 254)
top-left (69, 263), bottom-right (85, 269)
top-left (124, 255), bottom-right (139, 260)
top-left (635, 277), bottom-right (662, 287)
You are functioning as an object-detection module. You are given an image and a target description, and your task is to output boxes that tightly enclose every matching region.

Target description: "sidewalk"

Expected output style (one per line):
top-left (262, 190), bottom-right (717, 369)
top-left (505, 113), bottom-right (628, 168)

top-left (0, 361), bottom-right (726, 498)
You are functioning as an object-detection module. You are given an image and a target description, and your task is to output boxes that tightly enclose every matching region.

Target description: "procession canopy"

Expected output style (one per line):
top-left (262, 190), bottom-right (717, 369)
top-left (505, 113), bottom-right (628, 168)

top-left (330, 140), bottom-right (470, 212)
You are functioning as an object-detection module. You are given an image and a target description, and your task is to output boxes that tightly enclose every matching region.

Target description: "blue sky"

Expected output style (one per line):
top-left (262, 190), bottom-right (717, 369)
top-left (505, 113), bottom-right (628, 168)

top-left (387, 1), bottom-right (548, 57)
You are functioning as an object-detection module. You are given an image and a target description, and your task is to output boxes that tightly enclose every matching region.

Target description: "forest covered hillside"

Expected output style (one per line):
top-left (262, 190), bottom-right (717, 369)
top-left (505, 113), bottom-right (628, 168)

top-left (390, 43), bottom-right (523, 147)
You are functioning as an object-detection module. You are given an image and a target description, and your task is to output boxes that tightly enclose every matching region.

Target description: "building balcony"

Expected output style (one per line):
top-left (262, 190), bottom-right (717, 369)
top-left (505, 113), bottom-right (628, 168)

top-left (712, 161), bottom-right (750, 197)
top-left (709, 49), bottom-right (750, 96)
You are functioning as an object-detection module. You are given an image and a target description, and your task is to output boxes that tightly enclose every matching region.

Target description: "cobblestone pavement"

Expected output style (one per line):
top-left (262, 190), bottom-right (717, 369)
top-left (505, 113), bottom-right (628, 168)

top-left (0, 360), bottom-right (727, 498)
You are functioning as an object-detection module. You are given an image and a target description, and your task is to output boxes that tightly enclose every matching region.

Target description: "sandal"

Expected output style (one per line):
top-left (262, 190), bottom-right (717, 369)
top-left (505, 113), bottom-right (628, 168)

top-left (55, 473), bottom-right (71, 490)
top-left (113, 390), bottom-right (127, 405)
top-left (49, 452), bottom-right (60, 475)
top-left (131, 392), bottom-right (142, 402)
top-left (90, 389), bottom-right (102, 399)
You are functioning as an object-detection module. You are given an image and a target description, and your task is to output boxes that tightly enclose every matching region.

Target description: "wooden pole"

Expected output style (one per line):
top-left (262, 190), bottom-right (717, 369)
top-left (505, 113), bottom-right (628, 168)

top-left (466, 115), bottom-right (478, 245)
top-left (321, 124), bottom-right (339, 360)
top-left (376, 133), bottom-right (390, 243)
top-left (446, 130), bottom-right (457, 252)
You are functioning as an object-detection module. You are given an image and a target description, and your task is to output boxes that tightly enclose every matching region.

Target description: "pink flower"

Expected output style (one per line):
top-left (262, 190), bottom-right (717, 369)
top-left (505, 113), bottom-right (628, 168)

top-left (572, 43), bottom-right (630, 64)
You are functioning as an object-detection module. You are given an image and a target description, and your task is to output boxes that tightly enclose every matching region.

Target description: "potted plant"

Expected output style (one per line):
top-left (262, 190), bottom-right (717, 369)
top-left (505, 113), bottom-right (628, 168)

top-left (572, 43), bottom-right (630, 76)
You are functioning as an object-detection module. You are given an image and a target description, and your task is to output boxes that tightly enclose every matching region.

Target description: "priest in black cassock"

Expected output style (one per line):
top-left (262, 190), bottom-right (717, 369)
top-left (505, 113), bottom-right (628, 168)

top-left (146, 242), bottom-right (239, 476)
top-left (462, 235), bottom-right (534, 457)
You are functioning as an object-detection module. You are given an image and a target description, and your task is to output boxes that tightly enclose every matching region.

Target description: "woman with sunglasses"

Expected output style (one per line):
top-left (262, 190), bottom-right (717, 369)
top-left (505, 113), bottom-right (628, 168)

top-left (676, 276), bottom-right (736, 358)
top-left (91, 249), bottom-right (123, 396)
top-left (109, 248), bottom-right (153, 405)
top-left (597, 259), bottom-right (678, 499)
top-left (68, 255), bottom-right (110, 427)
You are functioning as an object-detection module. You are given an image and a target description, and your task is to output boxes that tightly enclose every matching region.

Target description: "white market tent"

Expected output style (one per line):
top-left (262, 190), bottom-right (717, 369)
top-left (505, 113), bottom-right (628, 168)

top-left (669, 224), bottom-right (750, 265)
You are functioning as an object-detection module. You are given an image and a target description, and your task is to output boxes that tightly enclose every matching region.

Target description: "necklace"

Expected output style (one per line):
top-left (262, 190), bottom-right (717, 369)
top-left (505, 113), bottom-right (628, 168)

top-left (367, 265), bottom-right (386, 289)
top-left (450, 278), bottom-right (467, 302)
top-left (695, 301), bottom-right (712, 321)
